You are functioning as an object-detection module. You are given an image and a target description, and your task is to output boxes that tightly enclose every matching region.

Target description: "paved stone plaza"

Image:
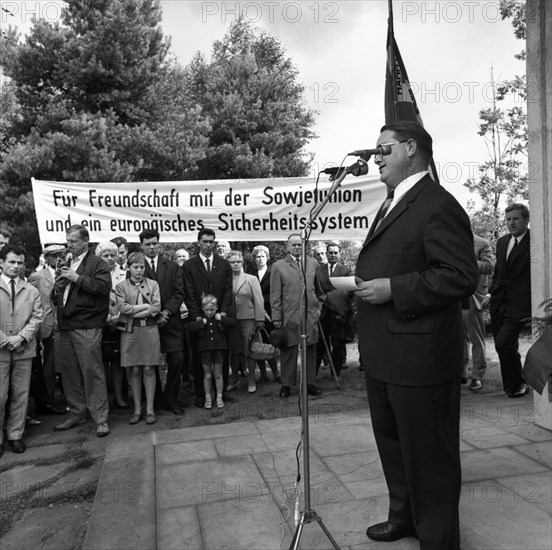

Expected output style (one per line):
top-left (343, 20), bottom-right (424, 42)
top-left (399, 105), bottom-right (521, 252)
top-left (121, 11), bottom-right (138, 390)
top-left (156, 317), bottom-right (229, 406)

top-left (82, 391), bottom-right (551, 550)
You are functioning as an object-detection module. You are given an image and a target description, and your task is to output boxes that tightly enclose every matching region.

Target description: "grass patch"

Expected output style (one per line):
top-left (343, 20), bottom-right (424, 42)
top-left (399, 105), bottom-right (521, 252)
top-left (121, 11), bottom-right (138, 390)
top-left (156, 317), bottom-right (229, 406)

top-left (0, 451), bottom-right (99, 539)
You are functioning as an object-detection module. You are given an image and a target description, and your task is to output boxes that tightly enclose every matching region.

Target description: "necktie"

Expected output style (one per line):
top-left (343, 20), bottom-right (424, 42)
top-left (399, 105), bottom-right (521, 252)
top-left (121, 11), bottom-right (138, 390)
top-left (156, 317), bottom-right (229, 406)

top-left (329, 264), bottom-right (334, 277)
top-left (205, 259), bottom-right (210, 272)
top-left (10, 279), bottom-right (15, 312)
top-left (374, 190), bottom-right (395, 230)
top-left (150, 259), bottom-right (156, 273)
top-left (507, 238), bottom-right (518, 263)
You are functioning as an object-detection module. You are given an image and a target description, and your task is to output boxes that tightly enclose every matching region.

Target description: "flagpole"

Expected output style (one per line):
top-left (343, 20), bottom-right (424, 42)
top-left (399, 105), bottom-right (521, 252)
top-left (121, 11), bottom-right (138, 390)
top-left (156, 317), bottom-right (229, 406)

top-left (388, 0), bottom-right (399, 122)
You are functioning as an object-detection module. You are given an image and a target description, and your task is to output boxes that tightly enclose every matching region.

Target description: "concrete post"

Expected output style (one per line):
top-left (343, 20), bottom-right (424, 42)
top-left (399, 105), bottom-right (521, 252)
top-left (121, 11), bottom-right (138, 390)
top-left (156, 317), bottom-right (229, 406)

top-left (527, 0), bottom-right (552, 430)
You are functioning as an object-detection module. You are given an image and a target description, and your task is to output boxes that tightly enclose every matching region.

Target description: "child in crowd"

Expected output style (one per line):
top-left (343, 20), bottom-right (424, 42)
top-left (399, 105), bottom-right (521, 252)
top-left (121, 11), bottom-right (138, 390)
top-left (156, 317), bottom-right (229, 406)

top-left (187, 294), bottom-right (235, 409)
top-left (115, 252), bottom-right (161, 425)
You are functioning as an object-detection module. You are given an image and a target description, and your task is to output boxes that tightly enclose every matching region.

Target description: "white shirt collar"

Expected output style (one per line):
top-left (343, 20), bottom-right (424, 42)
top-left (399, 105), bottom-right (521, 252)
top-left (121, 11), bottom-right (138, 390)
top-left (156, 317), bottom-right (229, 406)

top-left (1, 274), bottom-right (19, 288)
top-left (199, 253), bottom-right (213, 264)
top-left (388, 171), bottom-right (429, 213)
top-left (511, 231), bottom-right (528, 243)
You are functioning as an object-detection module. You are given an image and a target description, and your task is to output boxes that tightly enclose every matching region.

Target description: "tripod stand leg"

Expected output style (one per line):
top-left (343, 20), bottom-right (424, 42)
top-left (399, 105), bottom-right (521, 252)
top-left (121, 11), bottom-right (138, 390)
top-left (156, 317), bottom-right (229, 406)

top-left (289, 511), bottom-right (341, 550)
top-left (318, 320), bottom-right (340, 388)
top-left (289, 516), bottom-right (305, 550)
top-left (317, 516), bottom-right (341, 549)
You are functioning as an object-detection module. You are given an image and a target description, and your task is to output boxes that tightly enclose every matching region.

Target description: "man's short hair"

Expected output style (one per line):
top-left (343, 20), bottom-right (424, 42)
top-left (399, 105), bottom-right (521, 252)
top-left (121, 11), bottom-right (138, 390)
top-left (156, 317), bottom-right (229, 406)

top-left (111, 236), bottom-right (128, 249)
top-left (0, 244), bottom-right (26, 261)
top-left (198, 228), bottom-right (216, 241)
top-left (326, 242), bottom-right (340, 251)
top-left (66, 224), bottom-right (89, 240)
top-left (380, 121), bottom-right (433, 159)
top-left (139, 229), bottom-right (160, 243)
top-left (505, 203), bottom-right (529, 219)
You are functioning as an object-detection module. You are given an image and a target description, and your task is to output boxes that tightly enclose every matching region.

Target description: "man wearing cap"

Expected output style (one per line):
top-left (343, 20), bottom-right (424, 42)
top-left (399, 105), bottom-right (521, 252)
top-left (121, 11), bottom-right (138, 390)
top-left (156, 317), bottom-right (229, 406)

top-left (1, 245), bottom-right (43, 455)
top-left (28, 244), bottom-right (68, 415)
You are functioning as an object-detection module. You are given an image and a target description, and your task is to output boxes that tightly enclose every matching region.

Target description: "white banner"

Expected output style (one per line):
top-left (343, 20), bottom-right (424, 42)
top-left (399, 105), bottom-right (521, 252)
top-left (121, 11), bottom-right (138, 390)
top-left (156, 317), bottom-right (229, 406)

top-left (31, 175), bottom-right (386, 243)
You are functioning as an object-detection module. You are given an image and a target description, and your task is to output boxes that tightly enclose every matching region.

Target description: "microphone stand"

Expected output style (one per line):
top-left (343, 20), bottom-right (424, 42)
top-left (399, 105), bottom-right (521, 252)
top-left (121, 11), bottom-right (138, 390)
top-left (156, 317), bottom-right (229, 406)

top-left (289, 158), bottom-right (368, 550)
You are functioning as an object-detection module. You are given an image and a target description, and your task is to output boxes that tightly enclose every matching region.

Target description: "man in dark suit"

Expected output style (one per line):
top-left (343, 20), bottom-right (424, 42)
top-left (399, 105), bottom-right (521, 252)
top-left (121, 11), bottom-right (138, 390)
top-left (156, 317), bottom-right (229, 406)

top-left (462, 234), bottom-right (494, 390)
top-left (355, 122), bottom-right (478, 549)
top-left (139, 229), bottom-right (186, 415)
top-left (315, 242), bottom-right (354, 378)
top-left (52, 225), bottom-right (111, 437)
top-left (489, 203), bottom-right (531, 398)
top-left (182, 228), bottom-right (233, 408)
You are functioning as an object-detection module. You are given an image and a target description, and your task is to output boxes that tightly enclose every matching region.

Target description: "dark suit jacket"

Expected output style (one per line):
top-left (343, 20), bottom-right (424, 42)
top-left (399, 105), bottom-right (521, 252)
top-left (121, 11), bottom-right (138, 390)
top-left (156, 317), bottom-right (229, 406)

top-left (248, 266), bottom-right (272, 317)
top-left (489, 231), bottom-right (531, 320)
top-left (54, 251), bottom-right (111, 330)
top-left (182, 255), bottom-right (233, 321)
top-left (316, 263), bottom-right (355, 341)
top-left (356, 175), bottom-right (478, 386)
top-left (144, 256), bottom-right (185, 353)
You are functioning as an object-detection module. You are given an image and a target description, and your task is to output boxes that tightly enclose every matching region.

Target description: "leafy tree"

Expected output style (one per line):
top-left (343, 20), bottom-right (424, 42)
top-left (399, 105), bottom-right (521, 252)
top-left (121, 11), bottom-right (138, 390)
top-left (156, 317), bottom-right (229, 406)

top-left (464, 0), bottom-right (527, 245)
top-left (0, 0), bottom-right (209, 263)
top-left (185, 17), bottom-right (316, 180)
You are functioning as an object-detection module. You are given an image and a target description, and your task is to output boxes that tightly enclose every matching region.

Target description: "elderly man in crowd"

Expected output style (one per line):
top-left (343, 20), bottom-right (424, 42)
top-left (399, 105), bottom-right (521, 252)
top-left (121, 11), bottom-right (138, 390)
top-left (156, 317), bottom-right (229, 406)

top-left (1, 245), bottom-right (43, 455)
top-left (52, 225), bottom-right (111, 437)
top-left (28, 244), bottom-right (68, 415)
top-left (270, 233), bottom-right (322, 398)
top-left (315, 242), bottom-right (355, 379)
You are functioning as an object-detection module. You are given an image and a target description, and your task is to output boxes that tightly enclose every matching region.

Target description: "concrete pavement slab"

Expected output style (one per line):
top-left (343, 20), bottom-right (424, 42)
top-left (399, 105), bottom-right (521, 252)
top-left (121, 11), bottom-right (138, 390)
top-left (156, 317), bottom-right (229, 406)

top-left (512, 440), bottom-right (552, 468)
top-left (461, 446), bottom-right (550, 482)
top-left (157, 506), bottom-right (202, 550)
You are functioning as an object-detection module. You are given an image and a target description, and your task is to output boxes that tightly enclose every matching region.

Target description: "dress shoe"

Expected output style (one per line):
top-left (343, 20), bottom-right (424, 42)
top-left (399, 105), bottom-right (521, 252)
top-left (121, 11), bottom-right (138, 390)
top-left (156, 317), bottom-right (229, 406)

top-left (195, 397), bottom-right (205, 408)
top-left (96, 422), bottom-right (110, 437)
top-left (26, 416), bottom-right (41, 425)
top-left (279, 385), bottom-right (290, 398)
top-left (35, 403), bottom-right (67, 415)
top-left (146, 413), bottom-right (157, 425)
top-left (307, 384), bottom-right (321, 396)
top-left (8, 439), bottom-right (26, 454)
top-left (469, 379), bottom-right (482, 391)
top-left (226, 381), bottom-right (240, 392)
top-left (508, 383), bottom-right (529, 398)
top-left (53, 418), bottom-right (86, 431)
top-left (129, 413), bottom-right (142, 425)
top-left (366, 521), bottom-right (417, 542)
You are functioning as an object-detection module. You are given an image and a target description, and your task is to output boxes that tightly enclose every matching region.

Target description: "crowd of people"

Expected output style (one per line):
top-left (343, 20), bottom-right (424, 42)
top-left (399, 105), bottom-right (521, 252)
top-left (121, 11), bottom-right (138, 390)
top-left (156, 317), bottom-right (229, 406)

top-left (0, 121), bottom-right (534, 550)
top-left (0, 224), bottom-right (361, 451)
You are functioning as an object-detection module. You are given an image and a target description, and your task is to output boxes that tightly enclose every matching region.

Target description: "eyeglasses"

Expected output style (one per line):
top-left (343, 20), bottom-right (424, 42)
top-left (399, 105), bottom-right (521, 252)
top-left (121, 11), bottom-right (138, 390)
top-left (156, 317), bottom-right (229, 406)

top-left (374, 140), bottom-right (409, 158)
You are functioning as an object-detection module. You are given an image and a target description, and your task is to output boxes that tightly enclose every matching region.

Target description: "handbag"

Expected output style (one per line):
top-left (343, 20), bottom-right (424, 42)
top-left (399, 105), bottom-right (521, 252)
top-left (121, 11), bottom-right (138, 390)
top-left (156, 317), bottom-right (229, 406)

top-left (249, 326), bottom-right (280, 361)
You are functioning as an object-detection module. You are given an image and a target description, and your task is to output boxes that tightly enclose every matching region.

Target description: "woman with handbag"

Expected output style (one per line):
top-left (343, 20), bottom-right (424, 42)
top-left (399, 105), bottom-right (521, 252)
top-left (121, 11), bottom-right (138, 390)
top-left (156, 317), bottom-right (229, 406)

top-left (249, 245), bottom-right (281, 384)
top-left (96, 241), bottom-right (128, 410)
top-left (115, 253), bottom-right (161, 425)
top-left (227, 250), bottom-right (265, 394)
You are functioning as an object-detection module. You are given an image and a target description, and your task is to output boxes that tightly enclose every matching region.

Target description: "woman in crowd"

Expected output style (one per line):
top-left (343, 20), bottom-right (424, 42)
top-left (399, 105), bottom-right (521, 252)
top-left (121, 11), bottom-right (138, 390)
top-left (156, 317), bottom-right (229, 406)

top-left (249, 245), bottom-right (280, 383)
top-left (227, 250), bottom-right (265, 393)
top-left (115, 252), bottom-right (161, 425)
top-left (96, 241), bottom-right (128, 410)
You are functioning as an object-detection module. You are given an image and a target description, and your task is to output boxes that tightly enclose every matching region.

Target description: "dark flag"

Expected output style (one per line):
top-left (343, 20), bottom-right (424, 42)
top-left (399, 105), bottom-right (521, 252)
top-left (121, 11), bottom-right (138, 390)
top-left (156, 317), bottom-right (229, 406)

top-left (385, 0), bottom-right (439, 182)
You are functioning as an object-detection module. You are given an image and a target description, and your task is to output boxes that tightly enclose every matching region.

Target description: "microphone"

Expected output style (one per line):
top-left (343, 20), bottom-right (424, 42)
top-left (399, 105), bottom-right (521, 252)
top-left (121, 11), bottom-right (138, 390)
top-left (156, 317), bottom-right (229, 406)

top-left (322, 159), bottom-right (368, 181)
top-left (348, 145), bottom-right (392, 158)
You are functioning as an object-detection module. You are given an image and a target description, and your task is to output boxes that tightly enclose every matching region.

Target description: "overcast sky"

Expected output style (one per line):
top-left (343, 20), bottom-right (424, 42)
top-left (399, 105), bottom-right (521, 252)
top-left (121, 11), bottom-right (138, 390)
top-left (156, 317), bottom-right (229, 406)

top-left (160, 0), bottom-right (524, 207)
top-left (3, 0), bottom-right (525, 207)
